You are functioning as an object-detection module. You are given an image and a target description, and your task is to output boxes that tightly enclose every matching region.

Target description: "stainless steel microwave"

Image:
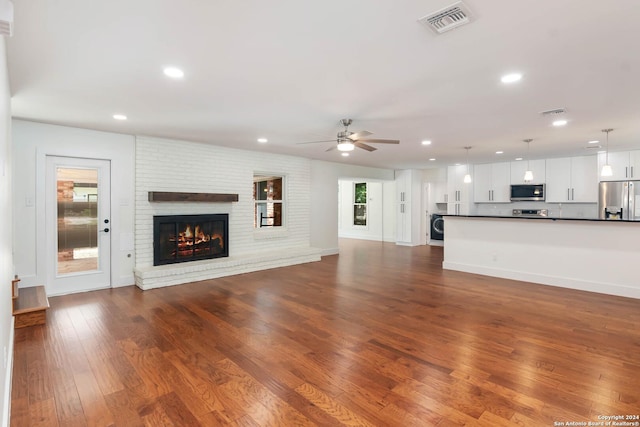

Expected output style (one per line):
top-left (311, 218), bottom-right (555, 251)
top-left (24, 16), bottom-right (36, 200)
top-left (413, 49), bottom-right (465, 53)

top-left (510, 184), bottom-right (545, 201)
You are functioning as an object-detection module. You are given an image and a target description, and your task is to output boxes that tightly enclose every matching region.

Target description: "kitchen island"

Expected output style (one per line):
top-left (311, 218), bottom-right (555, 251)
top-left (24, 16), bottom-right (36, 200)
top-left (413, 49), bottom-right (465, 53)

top-left (442, 215), bottom-right (640, 299)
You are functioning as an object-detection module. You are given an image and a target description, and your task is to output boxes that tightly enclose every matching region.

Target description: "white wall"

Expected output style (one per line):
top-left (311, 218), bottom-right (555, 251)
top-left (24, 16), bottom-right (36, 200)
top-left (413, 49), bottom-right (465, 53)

top-left (0, 38), bottom-right (14, 427)
top-left (310, 160), bottom-right (395, 255)
top-left (338, 180), bottom-right (390, 241)
top-left (12, 120), bottom-right (136, 289)
top-left (135, 136), bottom-right (313, 267)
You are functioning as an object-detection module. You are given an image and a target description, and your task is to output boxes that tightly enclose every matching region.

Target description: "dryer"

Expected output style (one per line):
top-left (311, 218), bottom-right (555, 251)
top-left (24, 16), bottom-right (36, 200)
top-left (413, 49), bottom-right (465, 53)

top-left (430, 214), bottom-right (444, 240)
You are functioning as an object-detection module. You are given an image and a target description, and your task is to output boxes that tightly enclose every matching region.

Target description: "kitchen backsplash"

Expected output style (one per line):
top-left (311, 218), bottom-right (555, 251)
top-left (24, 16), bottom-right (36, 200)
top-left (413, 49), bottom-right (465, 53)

top-left (473, 202), bottom-right (598, 219)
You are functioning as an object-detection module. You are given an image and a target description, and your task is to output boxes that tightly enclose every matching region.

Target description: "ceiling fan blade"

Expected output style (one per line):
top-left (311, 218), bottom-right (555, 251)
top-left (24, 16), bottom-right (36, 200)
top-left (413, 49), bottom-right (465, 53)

top-left (348, 130), bottom-right (372, 140)
top-left (297, 139), bottom-right (336, 145)
top-left (355, 138), bottom-right (400, 144)
top-left (354, 142), bottom-right (377, 152)
top-left (325, 146), bottom-right (337, 152)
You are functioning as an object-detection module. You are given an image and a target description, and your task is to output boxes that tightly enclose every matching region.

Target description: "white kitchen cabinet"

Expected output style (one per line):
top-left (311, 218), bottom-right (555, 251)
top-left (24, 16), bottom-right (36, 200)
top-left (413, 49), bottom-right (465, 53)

top-left (597, 150), bottom-right (640, 181)
top-left (546, 156), bottom-right (597, 203)
top-left (432, 182), bottom-right (448, 204)
top-left (473, 162), bottom-right (510, 203)
top-left (396, 169), bottom-right (422, 246)
top-left (447, 164), bottom-right (473, 215)
top-left (510, 159), bottom-right (546, 184)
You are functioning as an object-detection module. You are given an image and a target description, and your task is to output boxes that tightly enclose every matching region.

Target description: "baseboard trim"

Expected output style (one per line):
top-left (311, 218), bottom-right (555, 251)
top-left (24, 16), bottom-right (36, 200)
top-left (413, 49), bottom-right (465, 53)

top-left (320, 247), bottom-right (339, 257)
top-left (2, 317), bottom-right (15, 427)
top-left (443, 261), bottom-right (640, 300)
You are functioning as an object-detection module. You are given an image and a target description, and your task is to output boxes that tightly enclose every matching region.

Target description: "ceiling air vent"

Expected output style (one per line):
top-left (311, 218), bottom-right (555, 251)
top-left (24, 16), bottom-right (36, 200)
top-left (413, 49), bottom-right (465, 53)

top-left (540, 108), bottom-right (567, 116)
top-left (418, 1), bottom-right (473, 35)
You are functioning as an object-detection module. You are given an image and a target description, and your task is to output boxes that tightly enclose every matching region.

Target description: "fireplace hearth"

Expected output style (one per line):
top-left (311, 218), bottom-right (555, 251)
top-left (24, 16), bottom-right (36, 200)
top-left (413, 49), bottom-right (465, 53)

top-left (153, 214), bottom-right (228, 266)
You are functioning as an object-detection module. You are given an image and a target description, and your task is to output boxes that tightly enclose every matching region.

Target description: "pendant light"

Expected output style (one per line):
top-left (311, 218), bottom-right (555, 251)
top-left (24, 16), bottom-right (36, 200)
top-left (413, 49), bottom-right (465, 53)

top-left (523, 138), bottom-right (533, 183)
top-left (601, 128), bottom-right (613, 177)
top-left (463, 146), bottom-right (472, 183)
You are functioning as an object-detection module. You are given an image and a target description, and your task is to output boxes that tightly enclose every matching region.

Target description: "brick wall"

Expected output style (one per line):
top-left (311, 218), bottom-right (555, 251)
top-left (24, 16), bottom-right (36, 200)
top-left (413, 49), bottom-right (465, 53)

top-left (134, 136), bottom-right (318, 286)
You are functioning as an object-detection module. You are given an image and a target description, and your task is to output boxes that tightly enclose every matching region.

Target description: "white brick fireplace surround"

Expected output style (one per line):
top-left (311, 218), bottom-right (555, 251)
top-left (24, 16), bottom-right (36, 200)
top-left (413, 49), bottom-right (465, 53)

top-left (134, 136), bottom-right (321, 290)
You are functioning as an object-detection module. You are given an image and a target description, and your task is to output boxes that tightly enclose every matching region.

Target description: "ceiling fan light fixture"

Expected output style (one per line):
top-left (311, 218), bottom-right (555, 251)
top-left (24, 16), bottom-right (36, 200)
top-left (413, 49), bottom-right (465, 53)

top-left (337, 142), bottom-right (355, 152)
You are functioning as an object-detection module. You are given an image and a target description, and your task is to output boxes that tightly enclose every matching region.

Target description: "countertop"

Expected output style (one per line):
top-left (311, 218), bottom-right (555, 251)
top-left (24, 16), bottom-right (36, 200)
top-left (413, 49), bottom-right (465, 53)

top-left (442, 214), bottom-right (639, 223)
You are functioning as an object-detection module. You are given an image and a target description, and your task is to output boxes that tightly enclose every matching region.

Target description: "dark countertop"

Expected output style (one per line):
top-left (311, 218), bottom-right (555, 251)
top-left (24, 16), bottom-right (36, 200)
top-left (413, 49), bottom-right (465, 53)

top-left (442, 214), bottom-right (639, 223)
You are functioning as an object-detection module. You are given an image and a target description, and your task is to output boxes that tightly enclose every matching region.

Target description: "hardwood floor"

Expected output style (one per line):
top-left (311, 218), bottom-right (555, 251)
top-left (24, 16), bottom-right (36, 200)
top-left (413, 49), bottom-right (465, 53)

top-left (11, 239), bottom-right (640, 426)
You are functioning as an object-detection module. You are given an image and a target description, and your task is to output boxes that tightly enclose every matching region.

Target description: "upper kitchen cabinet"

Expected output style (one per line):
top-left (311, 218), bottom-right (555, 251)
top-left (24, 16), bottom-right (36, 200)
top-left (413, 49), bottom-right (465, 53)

top-left (447, 164), bottom-right (473, 215)
top-left (431, 182), bottom-right (448, 204)
top-left (473, 162), bottom-right (510, 203)
top-left (597, 150), bottom-right (640, 181)
top-left (510, 159), bottom-right (546, 185)
top-left (546, 156), bottom-right (597, 203)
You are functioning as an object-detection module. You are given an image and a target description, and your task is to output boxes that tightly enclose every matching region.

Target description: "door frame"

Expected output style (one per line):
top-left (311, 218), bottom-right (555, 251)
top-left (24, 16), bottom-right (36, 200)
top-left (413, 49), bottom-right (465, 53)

top-left (38, 154), bottom-right (113, 295)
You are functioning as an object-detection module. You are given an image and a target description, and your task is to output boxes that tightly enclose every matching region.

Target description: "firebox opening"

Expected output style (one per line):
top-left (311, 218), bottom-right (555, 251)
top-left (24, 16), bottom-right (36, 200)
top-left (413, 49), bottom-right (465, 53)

top-left (153, 214), bottom-right (229, 266)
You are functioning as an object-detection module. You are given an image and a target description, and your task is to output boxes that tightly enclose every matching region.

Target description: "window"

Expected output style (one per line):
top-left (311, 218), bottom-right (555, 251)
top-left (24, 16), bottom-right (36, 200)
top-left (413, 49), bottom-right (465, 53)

top-left (353, 182), bottom-right (367, 226)
top-left (254, 175), bottom-right (284, 228)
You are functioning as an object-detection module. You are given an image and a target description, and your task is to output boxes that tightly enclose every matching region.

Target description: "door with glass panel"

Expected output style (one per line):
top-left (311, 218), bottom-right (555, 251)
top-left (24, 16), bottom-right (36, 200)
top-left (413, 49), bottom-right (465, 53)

top-left (46, 156), bottom-right (111, 294)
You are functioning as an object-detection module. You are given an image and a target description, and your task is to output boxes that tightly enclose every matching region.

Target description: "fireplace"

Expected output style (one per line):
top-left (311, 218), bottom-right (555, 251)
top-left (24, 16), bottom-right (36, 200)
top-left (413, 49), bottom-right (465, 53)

top-left (153, 214), bottom-right (228, 266)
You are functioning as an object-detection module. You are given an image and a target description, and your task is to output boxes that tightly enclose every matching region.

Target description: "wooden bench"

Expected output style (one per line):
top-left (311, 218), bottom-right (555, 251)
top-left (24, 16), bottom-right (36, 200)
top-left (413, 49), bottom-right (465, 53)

top-left (12, 279), bottom-right (49, 328)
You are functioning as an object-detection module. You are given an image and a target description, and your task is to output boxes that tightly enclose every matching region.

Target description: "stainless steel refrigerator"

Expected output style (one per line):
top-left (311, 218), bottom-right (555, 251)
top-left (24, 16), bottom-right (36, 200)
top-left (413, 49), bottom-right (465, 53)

top-left (598, 181), bottom-right (640, 220)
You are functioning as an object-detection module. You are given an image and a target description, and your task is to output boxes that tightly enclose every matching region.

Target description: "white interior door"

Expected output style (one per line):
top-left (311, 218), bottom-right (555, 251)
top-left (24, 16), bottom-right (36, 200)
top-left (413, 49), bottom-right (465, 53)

top-left (46, 156), bottom-right (111, 295)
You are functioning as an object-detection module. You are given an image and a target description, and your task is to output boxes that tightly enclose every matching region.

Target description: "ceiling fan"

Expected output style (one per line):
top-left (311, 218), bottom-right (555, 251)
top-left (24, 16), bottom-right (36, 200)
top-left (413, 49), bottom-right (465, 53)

top-left (297, 119), bottom-right (400, 152)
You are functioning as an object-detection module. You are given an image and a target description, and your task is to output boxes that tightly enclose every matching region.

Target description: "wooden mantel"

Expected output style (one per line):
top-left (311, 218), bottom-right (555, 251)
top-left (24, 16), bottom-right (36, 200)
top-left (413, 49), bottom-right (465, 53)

top-left (148, 192), bottom-right (239, 202)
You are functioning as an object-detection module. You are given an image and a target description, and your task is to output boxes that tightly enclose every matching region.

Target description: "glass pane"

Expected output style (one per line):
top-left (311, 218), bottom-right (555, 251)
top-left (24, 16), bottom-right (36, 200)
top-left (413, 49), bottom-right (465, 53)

top-left (354, 183), bottom-right (367, 203)
top-left (354, 205), bottom-right (367, 226)
top-left (271, 178), bottom-right (282, 200)
top-left (255, 202), bottom-right (283, 227)
top-left (256, 181), bottom-right (268, 200)
top-left (57, 168), bottom-right (99, 274)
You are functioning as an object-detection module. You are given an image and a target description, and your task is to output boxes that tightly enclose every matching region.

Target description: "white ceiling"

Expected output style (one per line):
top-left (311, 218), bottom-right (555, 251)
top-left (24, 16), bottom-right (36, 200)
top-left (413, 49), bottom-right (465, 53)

top-left (7, 0), bottom-right (640, 170)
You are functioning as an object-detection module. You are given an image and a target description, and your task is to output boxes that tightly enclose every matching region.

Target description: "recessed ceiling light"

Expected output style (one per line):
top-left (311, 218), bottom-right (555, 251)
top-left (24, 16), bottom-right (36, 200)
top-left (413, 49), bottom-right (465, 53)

top-left (113, 114), bottom-right (127, 120)
top-left (588, 140), bottom-right (599, 144)
top-left (341, 152), bottom-right (349, 157)
top-left (429, 158), bottom-right (436, 161)
top-left (501, 73), bottom-right (522, 83)
top-left (257, 138), bottom-right (268, 143)
top-left (515, 157), bottom-right (523, 161)
top-left (421, 140), bottom-right (432, 145)
top-left (553, 119), bottom-right (568, 127)
top-left (163, 66), bottom-right (184, 79)
top-left (496, 151), bottom-right (504, 154)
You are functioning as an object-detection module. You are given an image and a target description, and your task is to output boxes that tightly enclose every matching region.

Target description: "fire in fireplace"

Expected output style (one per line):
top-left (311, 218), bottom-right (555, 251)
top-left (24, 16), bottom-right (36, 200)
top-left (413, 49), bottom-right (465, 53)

top-left (153, 214), bottom-right (228, 266)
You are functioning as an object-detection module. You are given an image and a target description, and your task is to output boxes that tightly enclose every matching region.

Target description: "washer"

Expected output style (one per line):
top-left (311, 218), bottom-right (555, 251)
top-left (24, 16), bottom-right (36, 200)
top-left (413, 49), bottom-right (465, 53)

top-left (430, 214), bottom-right (444, 240)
